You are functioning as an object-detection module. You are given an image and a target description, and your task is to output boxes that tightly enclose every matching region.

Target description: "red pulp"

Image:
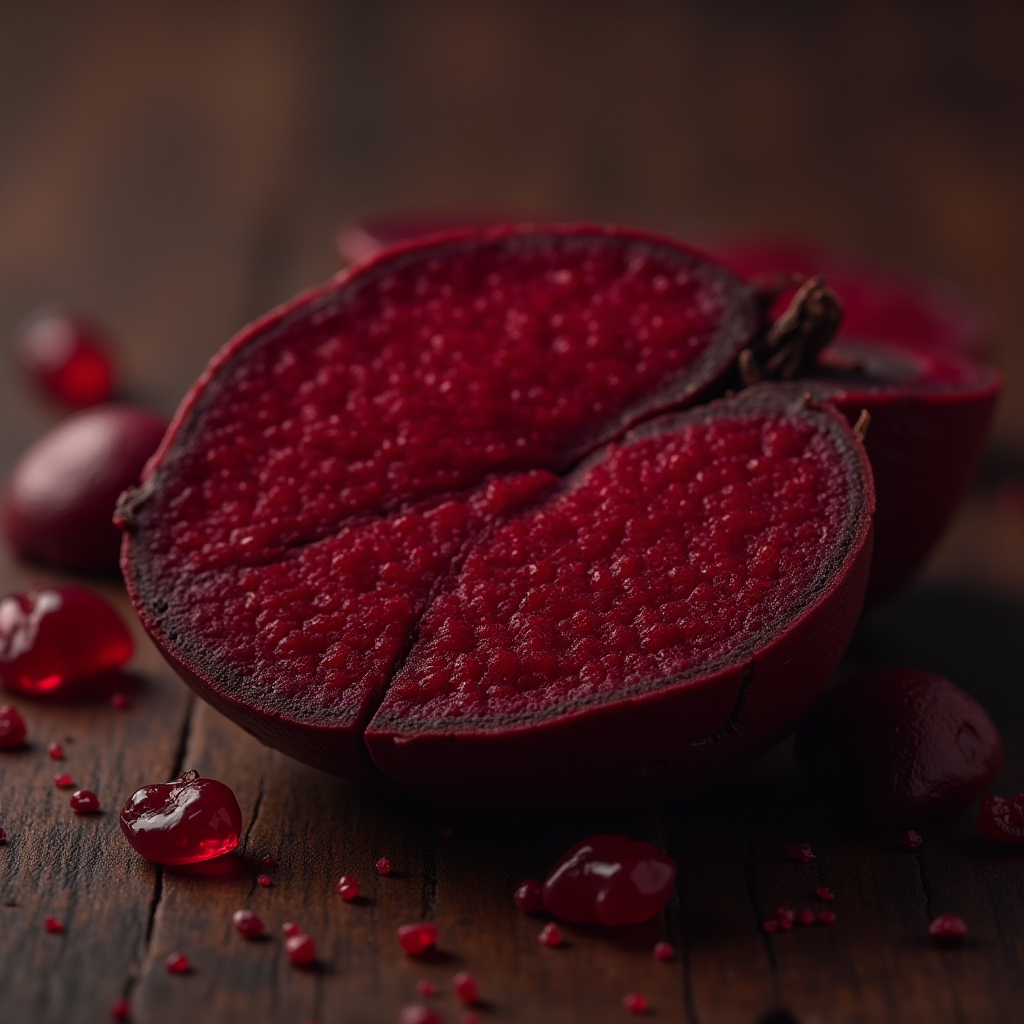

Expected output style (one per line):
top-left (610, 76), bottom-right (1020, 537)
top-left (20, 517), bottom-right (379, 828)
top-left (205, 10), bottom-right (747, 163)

top-left (0, 704), bottom-right (26, 748)
top-left (119, 770), bottom-right (242, 865)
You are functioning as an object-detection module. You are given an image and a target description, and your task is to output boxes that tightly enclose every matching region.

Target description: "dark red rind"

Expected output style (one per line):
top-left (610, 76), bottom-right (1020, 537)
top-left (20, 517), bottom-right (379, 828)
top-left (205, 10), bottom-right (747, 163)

top-left (364, 388), bottom-right (875, 799)
top-left (120, 225), bottom-right (758, 785)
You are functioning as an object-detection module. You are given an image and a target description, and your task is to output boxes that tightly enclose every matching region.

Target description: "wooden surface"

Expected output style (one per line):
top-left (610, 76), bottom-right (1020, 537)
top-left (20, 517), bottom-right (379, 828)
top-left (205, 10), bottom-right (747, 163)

top-left (2, 4), bottom-right (1024, 1022)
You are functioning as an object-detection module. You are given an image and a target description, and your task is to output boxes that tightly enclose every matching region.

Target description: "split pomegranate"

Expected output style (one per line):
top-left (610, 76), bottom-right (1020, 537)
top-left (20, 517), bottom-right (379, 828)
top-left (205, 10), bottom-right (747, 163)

top-left (16, 309), bottom-right (116, 407)
top-left (119, 770), bottom-right (242, 865)
top-left (0, 587), bottom-right (133, 695)
top-left (109, 998), bottom-right (131, 1021)
top-left (977, 794), bottom-right (1024, 843)
top-left (542, 834), bottom-right (676, 926)
top-left (4, 404), bottom-right (168, 574)
top-left (796, 668), bottom-right (1002, 823)
top-left (0, 704), bottom-right (26, 749)
top-left (120, 226), bottom-right (876, 795)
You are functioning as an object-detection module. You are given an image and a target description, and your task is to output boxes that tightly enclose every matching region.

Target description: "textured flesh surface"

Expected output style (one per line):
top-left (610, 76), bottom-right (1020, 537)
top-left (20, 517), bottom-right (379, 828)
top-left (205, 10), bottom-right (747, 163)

top-left (122, 226), bottom-right (873, 791)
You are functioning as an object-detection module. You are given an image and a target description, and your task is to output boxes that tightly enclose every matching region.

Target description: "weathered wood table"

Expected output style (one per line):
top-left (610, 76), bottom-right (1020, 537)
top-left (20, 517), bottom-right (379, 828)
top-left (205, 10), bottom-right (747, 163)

top-left (2, 5), bottom-right (1023, 1022)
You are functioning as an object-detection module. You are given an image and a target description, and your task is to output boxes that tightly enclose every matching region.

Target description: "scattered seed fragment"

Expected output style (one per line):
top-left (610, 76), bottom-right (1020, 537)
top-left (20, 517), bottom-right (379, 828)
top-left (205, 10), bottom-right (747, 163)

top-left (109, 998), bottom-right (131, 1021)
top-left (69, 789), bottom-right (99, 813)
top-left (110, 692), bottom-right (130, 710)
top-left (260, 855), bottom-right (277, 867)
top-left (336, 875), bottom-right (359, 900)
top-left (399, 1006), bottom-right (442, 1024)
top-left (901, 829), bottom-right (924, 848)
top-left (775, 907), bottom-right (796, 931)
top-left (538, 922), bottom-right (563, 947)
top-left (816, 887), bottom-right (834, 901)
top-left (818, 910), bottom-right (837, 925)
top-left (44, 915), bottom-right (65, 933)
top-left (376, 856), bottom-right (392, 875)
top-left (787, 843), bottom-right (817, 863)
top-left (652, 940), bottom-right (675, 961)
top-left (286, 933), bottom-right (317, 966)
top-left (232, 909), bottom-right (264, 939)
top-left (0, 827), bottom-right (6, 843)
top-left (763, 920), bottom-right (779, 934)
top-left (929, 913), bottom-right (967, 942)
top-left (623, 991), bottom-right (650, 1014)
top-left (397, 922), bottom-right (439, 955)
top-left (797, 909), bottom-right (816, 926)
top-left (47, 741), bottom-right (64, 760)
top-left (257, 873), bottom-right (273, 887)
top-left (283, 922), bottom-right (303, 937)
top-left (453, 970), bottom-right (479, 1005)
top-left (165, 953), bottom-right (190, 974)
top-left (54, 774), bottom-right (74, 788)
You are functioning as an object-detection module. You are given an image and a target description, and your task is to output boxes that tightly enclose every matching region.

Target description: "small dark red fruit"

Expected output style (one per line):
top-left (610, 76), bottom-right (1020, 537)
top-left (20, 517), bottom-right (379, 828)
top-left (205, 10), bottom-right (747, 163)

top-left (0, 587), bottom-right (133, 695)
top-left (0, 704), bottom-right (27, 749)
top-left (4, 404), bottom-right (168, 574)
top-left (623, 992), bottom-right (649, 1014)
top-left (286, 933), bottom-right (316, 966)
top-left (232, 909), bottom-right (264, 939)
top-left (335, 875), bottom-right (359, 900)
top-left (165, 953), bottom-right (190, 974)
top-left (538, 922), bottom-right (563, 947)
top-left (514, 879), bottom-right (544, 913)
top-left (44, 915), bottom-right (65, 933)
top-left (542, 835), bottom-right (676, 926)
top-left (796, 669), bottom-right (1002, 823)
top-left (119, 770), bottom-right (242, 865)
top-left (16, 309), bottom-right (116, 407)
top-left (453, 971), bottom-right (479, 1005)
top-left (397, 923), bottom-right (439, 955)
top-left (977, 794), bottom-right (1024, 843)
top-left (652, 940), bottom-right (675, 960)
top-left (929, 913), bottom-right (967, 942)
top-left (70, 789), bottom-right (99, 813)
top-left (786, 843), bottom-right (816, 863)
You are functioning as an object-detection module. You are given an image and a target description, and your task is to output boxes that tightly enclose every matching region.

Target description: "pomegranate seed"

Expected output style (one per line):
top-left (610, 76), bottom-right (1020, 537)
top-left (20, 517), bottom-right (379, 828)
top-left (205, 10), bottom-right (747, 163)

top-left (232, 909), bottom-right (264, 939)
top-left (816, 887), bottom-right (835, 901)
top-left (623, 991), bottom-right (650, 1014)
top-left (165, 953), bottom-right (190, 974)
top-left (538, 922), bottom-right (563, 947)
top-left (929, 913), bottom-right (967, 942)
top-left (335, 875), bottom-right (360, 900)
top-left (787, 843), bottom-right (817, 863)
top-left (17, 309), bottom-right (116, 406)
top-left (376, 856), bottom-right (392, 875)
top-left (44, 915), bottom-right (65, 933)
top-left (797, 909), bottom-right (816, 926)
top-left (901, 829), bottom-right (924, 848)
top-left (762, 920), bottom-right (779, 933)
top-left (0, 705), bottom-right (27, 749)
top-left (257, 873), bottom-right (273, 887)
top-left (978, 793), bottom-right (1024, 843)
top-left (109, 998), bottom-right (131, 1021)
top-left (111, 692), bottom-right (130, 710)
top-left (818, 910), bottom-right (837, 925)
top-left (282, 921), bottom-right (303, 937)
top-left (54, 774), bottom-right (74, 788)
top-left (652, 940), bottom-right (675, 961)
top-left (416, 980), bottom-right (437, 997)
top-left (399, 1006), bottom-right (442, 1024)
top-left (514, 879), bottom-right (544, 913)
top-left (397, 922), bottom-right (439, 955)
top-left (286, 933), bottom-right (317, 967)
top-left (0, 827), bottom-right (6, 843)
top-left (48, 741), bottom-right (64, 760)
top-left (453, 970), bottom-right (479, 1004)
top-left (70, 789), bottom-right (99, 813)
top-left (775, 907), bottom-right (796, 931)
top-left (260, 855), bottom-right (277, 867)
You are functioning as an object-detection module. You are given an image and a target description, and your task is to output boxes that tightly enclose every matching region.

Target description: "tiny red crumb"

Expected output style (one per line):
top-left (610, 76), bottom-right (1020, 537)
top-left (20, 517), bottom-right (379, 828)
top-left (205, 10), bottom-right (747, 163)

top-left (652, 940), bottom-right (675, 961)
top-left (775, 907), bottom-right (796, 931)
top-left (54, 774), bottom-right (74, 788)
top-left (44, 915), bottom-right (65, 933)
top-left (232, 909), bottom-right (264, 939)
top-left (929, 913), bottom-right (967, 942)
top-left (48, 741), bottom-right (64, 760)
top-left (286, 933), bottom-right (317, 966)
top-left (514, 879), bottom-right (544, 913)
top-left (623, 991), bottom-right (650, 1014)
top-left (257, 873), bottom-right (273, 887)
top-left (453, 970), bottom-right (479, 1005)
top-left (538, 922), bottom-right (563, 947)
top-left (797, 909), bottom-right (816, 926)
top-left (260, 855), bottom-right (277, 867)
top-left (787, 843), bottom-right (817, 863)
top-left (110, 692), bottom-right (130, 710)
top-left (416, 980), bottom-right (437, 997)
top-left (397, 922), bottom-right (440, 955)
top-left (901, 829), bottom-right (924, 848)
top-left (399, 1006), bottom-right (442, 1024)
top-left (335, 875), bottom-right (359, 900)
top-left (762, 920), bottom-right (779, 933)
top-left (109, 998), bottom-right (131, 1021)
top-left (165, 953), bottom-right (190, 974)
top-left (816, 887), bottom-right (835, 901)
top-left (818, 910), bottom-right (837, 925)
top-left (376, 856), bottom-right (392, 875)
top-left (69, 789), bottom-right (99, 813)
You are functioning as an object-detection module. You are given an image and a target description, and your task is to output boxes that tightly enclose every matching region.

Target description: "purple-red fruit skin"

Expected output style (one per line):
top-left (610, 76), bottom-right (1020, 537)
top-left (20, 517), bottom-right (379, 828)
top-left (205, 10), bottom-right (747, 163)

top-left (4, 405), bottom-right (168, 574)
top-left (795, 668), bottom-right (1002, 823)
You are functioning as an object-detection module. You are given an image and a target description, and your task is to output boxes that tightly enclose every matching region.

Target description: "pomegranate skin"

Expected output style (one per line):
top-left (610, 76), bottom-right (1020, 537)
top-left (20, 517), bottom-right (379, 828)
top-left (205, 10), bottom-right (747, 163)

top-left (795, 668), bottom-right (1003, 824)
top-left (4, 405), bottom-right (168, 574)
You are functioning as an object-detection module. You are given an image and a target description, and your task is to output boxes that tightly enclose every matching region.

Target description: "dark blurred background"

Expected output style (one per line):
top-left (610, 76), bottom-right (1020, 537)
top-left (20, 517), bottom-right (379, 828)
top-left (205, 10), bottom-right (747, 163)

top-left (1, 1), bottom-right (1022, 585)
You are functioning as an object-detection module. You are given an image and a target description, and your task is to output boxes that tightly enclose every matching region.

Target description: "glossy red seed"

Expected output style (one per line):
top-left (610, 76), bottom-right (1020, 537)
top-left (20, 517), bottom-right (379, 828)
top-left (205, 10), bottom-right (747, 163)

top-left (70, 789), bottom-right (99, 813)
top-left (415, 980), bottom-right (437, 997)
top-left (514, 879), bottom-right (544, 913)
top-left (762, 920), bottom-right (779, 933)
top-left (453, 970), bottom-right (479, 1004)
top-left (109, 998), bottom-right (131, 1021)
top-left (787, 843), bottom-right (817, 863)
top-left (232, 909), bottom-right (264, 939)
top-left (48, 741), bottom-right (64, 760)
top-left (542, 835), bottom-right (676, 926)
top-left (119, 772), bottom-right (242, 865)
top-left (111, 692), bottom-right (130, 710)
top-left (652, 940), bottom-right (675, 961)
top-left (376, 856), bottom-right (392, 875)
top-left (929, 913), bottom-right (967, 941)
top-left (286, 933), bottom-right (317, 966)
top-left (538, 922), bottom-right (563, 947)
top-left (258, 873), bottom-right (273, 887)
top-left (399, 1006), bottom-right (442, 1024)
top-left (977, 794), bottom-right (1024, 843)
top-left (901, 829), bottom-right (924, 848)
top-left (397, 922), bottom-right (439, 955)
top-left (816, 887), bottom-right (835, 901)
top-left (775, 907), bottom-right (796, 930)
top-left (818, 910), bottom-right (837, 925)
top-left (0, 705), bottom-right (27, 749)
top-left (165, 953), bottom-right (190, 974)
top-left (260, 855), bottom-right (277, 867)
top-left (0, 589), bottom-right (133, 695)
top-left (44, 915), bottom-right (65, 933)
top-left (797, 909), bottom-right (816, 926)
top-left (55, 774), bottom-right (74, 788)
top-left (623, 991), bottom-right (650, 1014)
top-left (17, 310), bottom-right (116, 406)
top-left (335, 875), bottom-right (359, 900)
top-left (282, 922), bottom-right (303, 937)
